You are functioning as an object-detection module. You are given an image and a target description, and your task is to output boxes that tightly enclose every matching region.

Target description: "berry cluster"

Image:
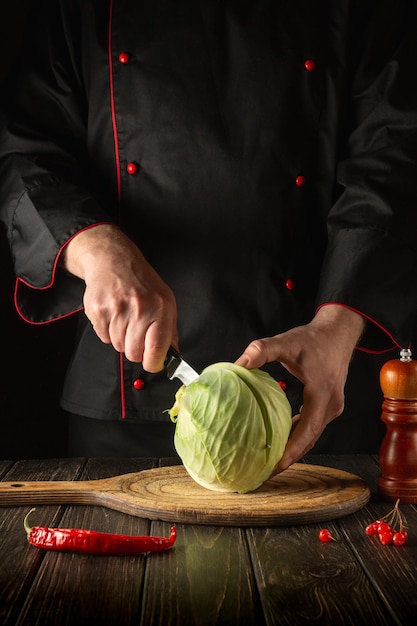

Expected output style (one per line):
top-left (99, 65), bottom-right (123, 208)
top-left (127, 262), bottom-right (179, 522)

top-left (365, 499), bottom-right (408, 546)
top-left (318, 499), bottom-right (409, 546)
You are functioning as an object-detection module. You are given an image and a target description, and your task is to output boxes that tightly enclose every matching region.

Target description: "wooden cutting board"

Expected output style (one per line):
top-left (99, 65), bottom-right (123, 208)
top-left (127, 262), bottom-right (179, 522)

top-left (0, 464), bottom-right (370, 526)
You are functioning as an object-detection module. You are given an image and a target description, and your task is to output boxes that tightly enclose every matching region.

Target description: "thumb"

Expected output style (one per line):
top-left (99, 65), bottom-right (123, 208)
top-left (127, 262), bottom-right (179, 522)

top-left (235, 337), bottom-right (285, 369)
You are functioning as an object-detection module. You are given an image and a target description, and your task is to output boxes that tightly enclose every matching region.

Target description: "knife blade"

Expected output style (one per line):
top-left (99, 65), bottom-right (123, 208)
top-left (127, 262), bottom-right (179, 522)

top-left (164, 346), bottom-right (200, 385)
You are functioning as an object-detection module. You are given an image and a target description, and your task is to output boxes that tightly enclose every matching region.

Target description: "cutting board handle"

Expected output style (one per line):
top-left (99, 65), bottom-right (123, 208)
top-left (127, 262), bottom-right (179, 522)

top-left (0, 474), bottom-right (134, 509)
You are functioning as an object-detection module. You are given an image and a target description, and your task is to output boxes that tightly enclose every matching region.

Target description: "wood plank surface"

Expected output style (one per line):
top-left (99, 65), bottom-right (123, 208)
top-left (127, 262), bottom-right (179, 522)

top-left (9, 457), bottom-right (265, 626)
top-left (0, 459), bottom-right (14, 479)
top-left (248, 522), bottom-right (392, 626)
top-left (0, 458), bottom-right (84, 626)
top-left (304, 455), bottom-right (417, 626)
top-left (1, 456), bottom-right (416, 626)
top-left (12, 458), bottom-right (157, 626)
top-left (141, 523), bottom-right (266, 626)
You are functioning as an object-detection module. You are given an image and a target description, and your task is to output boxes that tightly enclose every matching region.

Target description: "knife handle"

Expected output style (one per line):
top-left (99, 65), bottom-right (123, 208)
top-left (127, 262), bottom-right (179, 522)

top-left (164, 346), bottom-right (182, 378)
top-left (165, 346), bottom-right (182, 362)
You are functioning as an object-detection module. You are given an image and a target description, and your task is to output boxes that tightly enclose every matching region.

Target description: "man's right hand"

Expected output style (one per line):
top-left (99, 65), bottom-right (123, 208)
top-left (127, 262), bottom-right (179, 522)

top-left (60, 223), bottom-right (178, 372)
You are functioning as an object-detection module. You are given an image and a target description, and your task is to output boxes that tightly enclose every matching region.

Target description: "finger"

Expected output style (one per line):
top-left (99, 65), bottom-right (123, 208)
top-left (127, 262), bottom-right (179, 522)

top-left (268, 413), bottom-right (301, 478)
top-left (276, 440), bottom-right (313, 473)
top-left (290, 413), bottom-right (301, 430)
top-left (275, 393), bottom-right (330, 472)
top-left (108, 322), bottom-right (129, 355)
top-left (235, 338), bottom-right (277, 369)
top-left (141, 320), bottom-right (176, 373)
top-left (122, 321), bottom-right (145, 363)
top-left (85, 311), bottom-right (112, 345)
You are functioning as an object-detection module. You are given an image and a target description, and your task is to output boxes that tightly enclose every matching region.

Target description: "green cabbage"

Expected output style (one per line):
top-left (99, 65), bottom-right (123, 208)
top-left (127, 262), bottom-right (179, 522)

top-left (168, 362), bottom-right (292, 493)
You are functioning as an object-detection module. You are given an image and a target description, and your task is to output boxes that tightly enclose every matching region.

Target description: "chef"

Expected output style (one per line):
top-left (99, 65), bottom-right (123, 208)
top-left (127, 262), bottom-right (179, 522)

top-left (1, 0), bottom-right (417, 466)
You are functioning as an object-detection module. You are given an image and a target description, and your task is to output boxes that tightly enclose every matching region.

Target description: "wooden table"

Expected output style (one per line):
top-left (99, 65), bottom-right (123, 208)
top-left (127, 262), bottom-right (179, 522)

top-left (0, 455), bottom-right (416, 626)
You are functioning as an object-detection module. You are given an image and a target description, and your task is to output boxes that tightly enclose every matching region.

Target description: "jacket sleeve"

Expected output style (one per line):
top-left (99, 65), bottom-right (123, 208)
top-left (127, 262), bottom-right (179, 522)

top-left (316, 0), bottom-right (417, 352)
top-left (0, 0), bottom-right (113, 323)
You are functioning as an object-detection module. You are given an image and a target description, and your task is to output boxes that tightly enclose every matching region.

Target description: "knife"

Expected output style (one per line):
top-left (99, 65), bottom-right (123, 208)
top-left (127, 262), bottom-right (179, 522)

top-left (164, 346), bottom-right (200, 385)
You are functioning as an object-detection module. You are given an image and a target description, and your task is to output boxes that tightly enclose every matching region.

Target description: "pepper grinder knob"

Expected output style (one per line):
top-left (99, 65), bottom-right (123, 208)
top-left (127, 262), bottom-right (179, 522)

top-left (378, 348), bottom-right (417, 503)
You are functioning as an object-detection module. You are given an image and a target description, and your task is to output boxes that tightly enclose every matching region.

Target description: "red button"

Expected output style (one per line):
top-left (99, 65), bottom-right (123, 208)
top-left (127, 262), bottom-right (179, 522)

top-left (285, 279), bottom-right (296, 291)
top-left (278, 380), bottom-right (287, 391)
top-left (126, 162), bottom-right (138, 175)
top-left (118, 52), bottom-right (130, 64)
top-left (295, 175), bottom-right (306, 187)
top-left (133, 378), bottom-right (145, 390)
top-left (304, 59), bottom-right (316, 71)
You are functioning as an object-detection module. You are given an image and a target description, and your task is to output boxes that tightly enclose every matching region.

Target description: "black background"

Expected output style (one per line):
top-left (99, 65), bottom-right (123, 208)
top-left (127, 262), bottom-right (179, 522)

top-left (0, 0), bottom-right (75, 458)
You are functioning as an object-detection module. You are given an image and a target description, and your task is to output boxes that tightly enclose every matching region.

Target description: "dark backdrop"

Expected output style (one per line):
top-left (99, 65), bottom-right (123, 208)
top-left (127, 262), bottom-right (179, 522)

top-left (0, 0), bottom-right (76, 459)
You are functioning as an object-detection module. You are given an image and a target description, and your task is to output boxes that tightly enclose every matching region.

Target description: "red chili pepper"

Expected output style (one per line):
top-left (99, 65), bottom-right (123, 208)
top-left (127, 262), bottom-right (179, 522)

top-left (24, 509), bottom-right (176, 555)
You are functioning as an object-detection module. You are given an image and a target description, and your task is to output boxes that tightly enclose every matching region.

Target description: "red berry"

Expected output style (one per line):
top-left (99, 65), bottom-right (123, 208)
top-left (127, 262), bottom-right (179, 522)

top-left (393, 531), bottom-right (408, 547)
top-left (365, 522), bottom-right (379, 536)
top-left (318, 529), bottom-right (333, 543)
top-left (379, 531), bottom-right (394, 545)
top-left (376, 521), bottom-right (392, 534)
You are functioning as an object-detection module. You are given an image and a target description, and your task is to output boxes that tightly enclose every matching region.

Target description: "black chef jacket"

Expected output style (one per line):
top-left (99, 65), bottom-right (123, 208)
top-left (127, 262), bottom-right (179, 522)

top-left (1, 0), bottom-right (417, 453)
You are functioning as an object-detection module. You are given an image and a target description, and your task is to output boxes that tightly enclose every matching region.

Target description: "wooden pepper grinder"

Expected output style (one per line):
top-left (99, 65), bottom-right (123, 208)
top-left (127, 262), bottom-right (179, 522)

top-left (378, 348), bottom-right (417, 503)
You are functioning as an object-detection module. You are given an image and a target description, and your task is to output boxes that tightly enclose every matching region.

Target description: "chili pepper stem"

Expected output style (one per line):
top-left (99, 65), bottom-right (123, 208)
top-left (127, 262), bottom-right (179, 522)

top-left (24, 508), bottom-right (36, 538)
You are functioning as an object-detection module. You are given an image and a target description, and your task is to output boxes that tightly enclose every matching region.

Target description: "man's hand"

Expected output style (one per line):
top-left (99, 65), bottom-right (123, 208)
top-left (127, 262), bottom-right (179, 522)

top-left (60, 224), bottom-right (178, 372)
top-left (235, 305), bottom-right (366, 472)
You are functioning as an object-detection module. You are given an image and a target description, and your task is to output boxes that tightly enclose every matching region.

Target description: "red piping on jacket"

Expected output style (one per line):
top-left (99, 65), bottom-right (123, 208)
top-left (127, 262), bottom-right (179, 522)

top-left (108, 0), bottom-right (126, 419)
top-left (108, 0), bottom-right (121, 203)
top-left (13, 223), bottom-right (110, 325)
top-left (315, 302), bottom-right (407, 353)
top-left (14, 280), bottom-right (84, 325)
